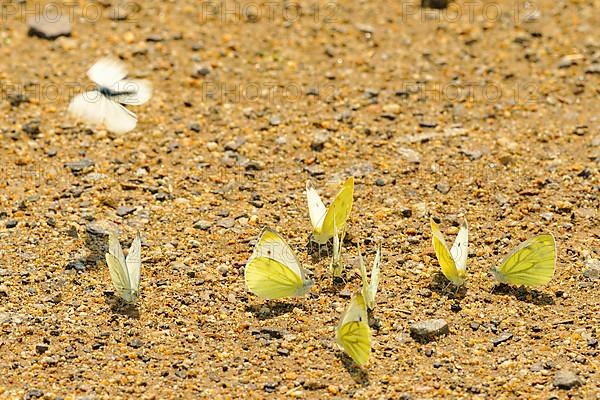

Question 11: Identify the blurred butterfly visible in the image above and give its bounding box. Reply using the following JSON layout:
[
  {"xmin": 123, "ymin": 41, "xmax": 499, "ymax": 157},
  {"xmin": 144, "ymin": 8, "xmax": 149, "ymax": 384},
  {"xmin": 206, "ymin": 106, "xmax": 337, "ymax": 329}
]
[
  {"xmin": 306, "ymin": 176, "xmax": 354, "ymax": 244},
  {"xmin": 68, "ymin": 57, "xmax": 152, "ymax": 133},
  {"xmin": 105, "ymin": 232, "xmax": 141, "ymax": 303},
  {"xmin": 430, "ymin": 217, "xmax": 468, "ymax": 287},
  {"xmin": 493, "ymin": 234, "xmax": 556, "ymax": 286},
  {"xmin": 358, "ymin": 243, "xmax": 381, "ymax": 310},
  {"xmin": 245, "ymin": 227, "xmax": 313, "ymax": 299},
  {"xmin": 336, "ymin": 292, "xmax": 371, "ymax": 366}
]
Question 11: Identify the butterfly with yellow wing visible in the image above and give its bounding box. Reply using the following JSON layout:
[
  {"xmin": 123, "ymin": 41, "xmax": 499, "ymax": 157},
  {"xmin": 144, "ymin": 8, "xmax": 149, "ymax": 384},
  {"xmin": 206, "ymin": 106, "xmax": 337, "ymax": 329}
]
[
  {"xmin": 493, "ymin": 234, "xmax": 556, "ymax": 286},
  {"xmin": 430, "ymin": 217, "xmax": 468, "ymax": 287},
  {"xmin": 245, "ymin": 227, "xmax": 314, "ymax": 299},
  {"xmin": 358, "ymin": 243, "xmax": 381, "ymax": 310},
  {"xmin": 336, "ymin": 292, "xmax": 371, "ymax": 366},
  {"xmin": 105, "ymin": 232, "xmax": 141, "ymax": 304},
  {"xmin": 306, "ymin": 177, "xmax": 354, "ymax": 244}
]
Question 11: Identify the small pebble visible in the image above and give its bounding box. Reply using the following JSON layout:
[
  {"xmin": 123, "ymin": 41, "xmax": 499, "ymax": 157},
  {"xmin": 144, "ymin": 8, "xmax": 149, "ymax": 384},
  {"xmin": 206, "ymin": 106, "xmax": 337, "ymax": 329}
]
[
  {"xmin": 128, "ymin": 339, "xmax": 143, "ymax": 349},
  {"xmin": 35, "ymin": 343, "xmax": 49, "ymax": 354},
  {"xmin": 492, "ymin": 332, "xmax": 513, "ymax": 347},
  {"xmin": 193, "ymin": 220, "xmax": 212, "ymax": 230},
  {"xmin": 435, "ymin": 182, "xmax": 451, "ymax": 194},
  {"xmin": 28, "ymin": 14, "xmax": 71, "ymax": 40},
  {"xmin": 553, "ymin": 370, "xmax": 582, "ymax": 389},
  {"xmin": 410, "ymin": 319, "xmax": 449, "ymax": 342},
  {"xmin": 116, "ymin": 206, "xmax": 136, "ymax": 217}
]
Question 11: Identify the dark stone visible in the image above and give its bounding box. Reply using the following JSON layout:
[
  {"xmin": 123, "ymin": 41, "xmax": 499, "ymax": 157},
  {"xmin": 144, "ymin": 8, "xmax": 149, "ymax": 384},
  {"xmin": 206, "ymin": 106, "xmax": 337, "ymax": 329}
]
[
  {"xmin": 492, "ymin": 332, "xmax": 513, "ymax": 346},
  {"xmin": 28, "ymin": 14, "xmax": 71, "ymax": 40},
  {"xmin": 421, "ymin": 0, "xmax": 451, "ymax": 9}
]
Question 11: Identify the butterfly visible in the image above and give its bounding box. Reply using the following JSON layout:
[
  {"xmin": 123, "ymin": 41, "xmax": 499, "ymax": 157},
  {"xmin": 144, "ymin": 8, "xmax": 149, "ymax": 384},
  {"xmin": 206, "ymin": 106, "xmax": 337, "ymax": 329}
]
[
  {"xmin": 430, "ymin": 217, "xmax": 468, "ymax": 287},
  {"xmin": 330, "ymin": 218, "xmax": 346, "ymax": 279},
  {"xmin": 493, "ymin": 234, "xmax": 556, "ymax": 286},
  {"xmin": 306, "ymin": 176, "xmax": 354, "ymax": 244},
  {"xmin": 245, "ymin": 227, "xmax": 314, "ymax": 299},
  {"xmin": 105, "ymin": 232, "xmax": 141, "ymax": 304},
  {"xmin": 336, "ymin": 292, "xmax": 371, "ymax": 366},
  {"xmin": 358, "ymin": 243, "xmax": 381, "ymax": 310},
  {"xmin": 68, "ymin": 57, "xmax": 152, "ymax": 134}
]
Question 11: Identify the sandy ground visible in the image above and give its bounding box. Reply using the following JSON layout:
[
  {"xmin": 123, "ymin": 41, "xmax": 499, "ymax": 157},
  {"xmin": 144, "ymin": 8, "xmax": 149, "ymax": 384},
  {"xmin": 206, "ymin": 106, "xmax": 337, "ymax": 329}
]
[{"xmin": 0, "ymin": 0, "xmax": 599, "ymax": 398}]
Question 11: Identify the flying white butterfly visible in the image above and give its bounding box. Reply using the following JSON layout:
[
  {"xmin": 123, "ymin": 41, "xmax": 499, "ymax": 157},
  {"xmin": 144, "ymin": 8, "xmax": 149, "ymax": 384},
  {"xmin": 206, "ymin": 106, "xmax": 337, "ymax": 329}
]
[{"xmin": 68, "ymin": 58, "xmax": 152, "ymax": 134}]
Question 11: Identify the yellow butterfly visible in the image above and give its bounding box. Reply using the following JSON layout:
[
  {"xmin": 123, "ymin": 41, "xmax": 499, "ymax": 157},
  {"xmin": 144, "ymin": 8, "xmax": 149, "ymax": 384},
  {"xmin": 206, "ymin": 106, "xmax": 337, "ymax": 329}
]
[
  {"xmin": 493, "ymin": 234, "xmax": 556, "ymax": 286},
  {"xmin": 336, "ymin": 292, "xmax": 371, "ymax": 366},
  {"xmin": 358, "ymin": 244, "xmax": 381, "ymax": 310},
  {"xmin": 245, "ymin": 227, "xmax": 314, "ymax": 299},
  {"xmin": 105, "ymin": 232, "xmax": 141, "ymax": 303},
  {"xmin": 306, "ymin": 177, "xmax": 354, "ymax": 244},
  {"xmin": 430, "ymin": 217, "xmax": 468, "ymax": 287}
]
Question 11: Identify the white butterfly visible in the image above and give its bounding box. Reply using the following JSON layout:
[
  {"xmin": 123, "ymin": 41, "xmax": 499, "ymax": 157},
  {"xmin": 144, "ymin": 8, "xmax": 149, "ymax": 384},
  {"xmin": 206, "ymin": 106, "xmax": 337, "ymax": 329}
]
[
  {"xmin": 68, "ymin": 58, "xmax": 152, "ymax": 133},
  {"xmin": 105, "ymin": 232, "xmax": 142, "ymax": 303},
  {"xmin": 358, "ymin": 243, "xmax": 381, "ymax": 310}
]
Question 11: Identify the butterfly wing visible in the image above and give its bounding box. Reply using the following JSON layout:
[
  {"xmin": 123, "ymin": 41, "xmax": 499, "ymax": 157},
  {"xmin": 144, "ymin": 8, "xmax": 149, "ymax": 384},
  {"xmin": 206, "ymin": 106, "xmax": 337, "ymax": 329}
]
[
  {"xmin": 368, "ymin": 244, "xmax": 381, "ymax": 309},
  {"xmin": 495, "ymin": 234, "xmax": 556, "ymax": 286},
  {"xmin": 306, "ymin": 180, "xmax": 327, "ymax": 231},
  {"xmin": 68, "ymin": 91, "xmax": 108, "ymax": 126},
  {"xmin": 245, "ymin": 228, "xmax": 313, "ymax": 299},
  {"xmin": 315, "ymin": 177, "xmax": 354, "ymax": 244},
  {"xmin": 106, "ymin": 252, "xmax": 138, "ymax": 303},
  {"xmin": 450, "ymin": 219, "xmax": 468, "ymax": 273},
  {"xmin": 103, "ymin": 100, "xmax": 137, "ymax": 134},
  {"xmin": 125, "ymin": 233, "xmax": 142, "ymax": 293},
  {"xmin": 110, "ymin": 79, "xmax": 153, "ymax": 105},
  {"xmin": 430, "ymin": 218, "xmax": 462, "ymax": 286},
  {"xmin": 336, "ymin": 292, "xmax": 371, "ymax": 366},
  {"xmin": 88, "ymin": 57, "xmax": 128, "ymax": 88},
  {"xmin": 108, "ymin": 232, "xmax": 125, "ymax": 265},
  {"xmin": 245, "ymin": 257, "xmax": 308, "ymax": 299},
  {"xmin": 358, "ymin": 246, "xmax": 370, "ymax": 305},
  {"xmin": 252, "ymin": 227, "xmax": 306, "ymax": 279}
]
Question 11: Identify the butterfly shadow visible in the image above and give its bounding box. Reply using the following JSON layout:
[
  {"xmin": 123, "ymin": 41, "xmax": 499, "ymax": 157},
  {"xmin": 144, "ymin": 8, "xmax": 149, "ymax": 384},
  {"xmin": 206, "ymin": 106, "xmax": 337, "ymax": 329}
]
[
  {"xmin": 83, "ymin": 230, "xmax": 108, "ymax": 268},
  {"xmin": 335, "ymin": 352, "xmax": 370, "ymax": 386},
  {"xmin": 104, "ymin": 291, "xmax": 140, "ymax": 319},
  {"xmin": 428, "ymin": 272, "xmax": 468, "ymax": 300},
  {"xmin": 491, "ymin": 284, "xmax": 555, "ymax": 305},
  {"xmin": 245, "ymin": 301, "xmax": 305, "ymax": 320}
]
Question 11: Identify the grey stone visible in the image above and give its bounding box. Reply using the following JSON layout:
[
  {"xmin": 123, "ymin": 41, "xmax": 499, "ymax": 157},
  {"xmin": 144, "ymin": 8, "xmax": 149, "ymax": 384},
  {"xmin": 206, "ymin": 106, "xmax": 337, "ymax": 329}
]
[
  {"xmin": 116, "ymin": 206, "xmax": 136, "ymax": 217},
  {"xmin": 553, "ymin": 370, "xmax": 582, "ymax": 389},
  {"xmin": 492, "ymin": 331, "xmax": 513, "ymax": 346},
  {"xmin": 435, "ymin": 182, "xmax": 451, "ymax": 194},
  {"xmin": 192, "ymin": 64, "xmax": 211, "ymax": 78},
  {"xmin": 64, "ymin": 159, "xmax": 95, "ymax": 174},
  {"xmin": 397, "ymin": 147, "xmax": 421, "ymax": 164},
  {"xmin": 410, "ymin": 319, "xmax": 449, "ymax": 341},
  {"xmin": 216, "ymin": 218, "xmax": 235, "ymax": 229},
  {"xmin": 193, "ymin": 220, "xmax": 212, "ymax": 230},
  {"xmin": 311, "ymin": 131, "xmax": 330, "ymax": 151}
]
